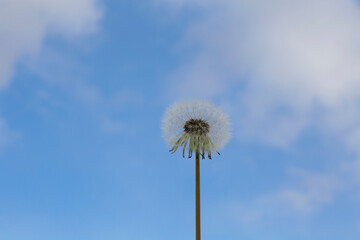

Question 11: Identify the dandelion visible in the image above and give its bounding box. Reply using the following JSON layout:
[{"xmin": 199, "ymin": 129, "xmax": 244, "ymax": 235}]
[
  {"xmin": 162, "ymin": 100, "xmax": 230, "ymax": 159},
  {"xmin": 162, "ymin": 100, "xmax": 230, "ymax": 240}
]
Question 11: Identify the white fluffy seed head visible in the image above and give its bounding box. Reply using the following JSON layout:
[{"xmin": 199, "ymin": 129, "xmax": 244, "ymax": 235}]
[{"xmin": 162, "ymin": 100, "xmax": 231, "ymax": 159}]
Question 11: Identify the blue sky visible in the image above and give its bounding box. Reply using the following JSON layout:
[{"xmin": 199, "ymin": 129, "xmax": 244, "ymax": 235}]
[{"xmin": 1, "ymin": 0, "xmax": 360, "ymax": 239}]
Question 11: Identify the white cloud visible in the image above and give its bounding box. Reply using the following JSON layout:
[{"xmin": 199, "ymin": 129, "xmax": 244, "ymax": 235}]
[
  {"xmin": 159, "ymin": 0, "xmax": 360, "ymax": 214},
  {"xmin": 162, "ymin": 0, "xmax": 360, "ymax": 147},
  {"xmin": 209, "ymin": 168, "xmax": 343, "ymax": 232},
  {"xmin": 275, "ymin": 169, "xmax": 342, "ymax": 213},
  {"xmin": 0, "ymin": 0, "xmax": 102, "ymax": 88}
]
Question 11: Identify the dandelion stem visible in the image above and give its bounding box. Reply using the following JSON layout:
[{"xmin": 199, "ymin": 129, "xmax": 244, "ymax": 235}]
[{"xmin": 195, "ymin": 150, "xmax": 201, "ymax": 240}]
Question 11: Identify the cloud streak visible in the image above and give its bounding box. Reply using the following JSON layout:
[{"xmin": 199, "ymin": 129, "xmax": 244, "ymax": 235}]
[
  {"xmin": 0, "ymin": 0, "xmax": 102, "ymax": 88},
  {"xmin": 162, "ymin": 0, "xmax": 360, "ymax": 147},
  {"xmin": 160, "ymin": 0, "xmax": 360, "ymax": 215}
]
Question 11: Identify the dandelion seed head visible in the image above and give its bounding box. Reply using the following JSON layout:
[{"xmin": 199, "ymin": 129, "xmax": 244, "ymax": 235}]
[
  {"xmin": 184, "ymin": 118, "xmax": 210, "ymax": 136},
  {"xmin": 162, "ymin": 100, "xmax": 230, "ymax": 159}
]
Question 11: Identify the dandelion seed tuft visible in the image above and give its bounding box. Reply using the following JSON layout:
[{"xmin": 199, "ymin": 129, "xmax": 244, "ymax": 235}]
[{"xmin": 162, "ymin": 100, "xmax": 230, "ymax": 159}]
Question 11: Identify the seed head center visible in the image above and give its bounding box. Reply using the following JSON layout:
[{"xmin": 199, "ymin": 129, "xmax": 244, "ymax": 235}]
[{"xmin": 184, "ymin": 118, "xmax": 210, "ymax": 136}]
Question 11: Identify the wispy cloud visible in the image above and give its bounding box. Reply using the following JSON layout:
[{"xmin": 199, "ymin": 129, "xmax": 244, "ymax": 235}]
[
  {"xmin": 274, "ymin": 169, "xmax": 342, "ymax": 213},
  {"xmin": 209, "ymin": 168, "xmax": 343, "ymax": 232},
  {"xmin": 26, "ymin": 47, "xmax": 144, "ymax": 135},
  {"xmin": 0, "ymin": 0, "xmax": 135, "ymax": 138},
  {"xmin": 0, "ymin": 0, "xmax": 102, "ymax": 88},
  {"xmin": 159, "ymin": 0, "xmax": 360, "ymax": 214},
  {"xmin": 161, "ymin": 0, "xmax": 360, "ymax": 147}
]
